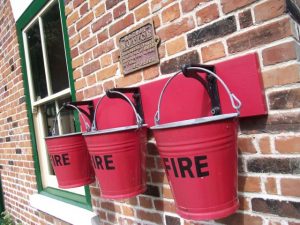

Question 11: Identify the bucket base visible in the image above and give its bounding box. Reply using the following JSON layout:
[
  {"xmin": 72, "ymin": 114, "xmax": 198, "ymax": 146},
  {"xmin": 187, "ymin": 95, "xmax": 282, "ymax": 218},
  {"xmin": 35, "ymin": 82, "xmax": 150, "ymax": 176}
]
[
  {"xmin": 101, "ymin": 186, "xmax": 146, "ymax": 200},
  {"xmin": 176, "ymin": 199, "xmax": 239, "ymax": 220},
  {"xmin": 58, "ymin": 177, "xmax": 95, "ymax": 189}
]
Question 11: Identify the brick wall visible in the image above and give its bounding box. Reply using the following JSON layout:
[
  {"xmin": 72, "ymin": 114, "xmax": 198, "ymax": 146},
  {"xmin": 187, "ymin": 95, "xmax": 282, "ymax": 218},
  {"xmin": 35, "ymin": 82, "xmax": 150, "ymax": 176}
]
[
  {"xmin": 65, "ymin": 0, "xmax": 300, "ymax": 224},
  {"xmin": 0, "ymin": 0, "xmax": 299, "ymax": 225}
]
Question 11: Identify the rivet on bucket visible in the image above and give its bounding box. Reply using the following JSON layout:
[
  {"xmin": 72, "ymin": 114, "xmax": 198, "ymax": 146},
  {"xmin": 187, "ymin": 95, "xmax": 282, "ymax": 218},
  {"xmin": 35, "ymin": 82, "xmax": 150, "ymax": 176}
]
[{"xmin": 151, "ymin": 65, "xmax": 242, "ymax": 220}]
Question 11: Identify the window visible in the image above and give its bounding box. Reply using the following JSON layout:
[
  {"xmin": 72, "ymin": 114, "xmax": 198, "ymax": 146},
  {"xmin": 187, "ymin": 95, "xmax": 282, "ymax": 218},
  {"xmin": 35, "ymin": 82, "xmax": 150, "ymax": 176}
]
[{"xmin": 16, "ymin": 0, "xmax": 91, "ymax": 208}]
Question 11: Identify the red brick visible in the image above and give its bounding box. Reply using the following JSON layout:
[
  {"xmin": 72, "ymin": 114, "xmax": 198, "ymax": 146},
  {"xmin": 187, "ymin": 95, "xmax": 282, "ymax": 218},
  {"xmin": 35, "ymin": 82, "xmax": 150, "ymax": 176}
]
[
  {"xmin": 166, "ymin": 36, "xmax": 186, "ymax": 56},
  {"xmin": 258, "ymin": 136, "xmax": 271, "ymax": 154},
  {"xmin": 151, "ymin": 0, "xmax": 174, "ymax": 12},
  {"xmin": 116, "ymin": 71, "xmax": 142, "ymax": 87},
  {"xmin": 136, "ymin": 210, "xmax": 163, "ymax": 224},
  {"xmin": 152, "ymin": 14, "xmax": 161, "ymax": 28},
  {"xmin": 201, "ymin": 42, "xmax": 225, "ymax": 62},
  {"xmin": 93, "ymin": 39, "xmax": 115, "ymax": 58},
  {"xmin": 228, "ymin": 18, "xmax": 292, "ymax": 54},
  {"xmin": 97, "ymin": 29, "xmax": 109, "ymax": 43},
  {"xmin": 106, "ymin": 0, "xmax": 122, "ymax": 10},
  {"xmin": 239, "ymin": 9, "xmax": 253, "ymax": 29},
  {"xmin": 86, "ymin": 74, "xmax": 96, "ymax": 86},
  {"xmin": 103, "ymin": 80, "xmax": 115, "ymax": 91},
  {"xmin": 80, "ymin": 27, "xmax": 90, "ymax": 41},
  {"xmin": 96, "ymin": 64, "xmax": 118, "ymax": 80},
  {"xmin": 218, "ymin": 213, "xmax": 263, "ymax": 225},
  {"xmin": 239, "ymin": 196, "xmax": 250, "ymax": 210},
  {"xmin": 113, "ymin": 3, "xmax": 126, "ymax": 19},
  {"xmin": 76, "ymin": 11, "xmax": 94, "ymax": 31},
  {"xmin": 221, "ymin": 0, "xmax": 256, "ymax": 14},
  {"xmin": 162, "ymin": 187, "xmax": 173, "ymax": 199},
  {"xmin": 109, "ymin": 14, "xmax": 134, "ymax": 36},
  {"xmin": 262, "ymin": 64, "xmax": 300, "ymax": 88},
  {"xmin": 73, "ymin": 0, "xmax": 85, "ymax": 8},
  {"xmin": 238, "ymin": 137, "xmax": 257, "ymax": 154},
  {"xmin": 83, "ymin": 84, "xmax": 103, "ymax": 98},
  {"xmin": 95, "ymin": 3, "xmax": 105, "ymax": 17},
  {"xmin": 80, "ymin": 3, "xmax": 89, "ymax": 16},
  {"xmin": 158, "ymin": 16, "xmax": 195, "ymax": 42},
  {"xmin": 90, "ymin": 0, "xmax": 100, "ymax": 8},
  {"xmin": 143, "ymin": 65, "xmax": 159, "ymax": 80},
  {"xmin": 265, "ymin": 177, "xmax": 277, "ymax": 195},
  {"xmin": 71, "ymin": 47, "xmax": 79, "ymax": 58},
  {"xmin": 79, "ymin": 36, "xmax": 97, "ymax": 53},
  {"xmin": 196, "ymin": 3, "xmax": 219, "ymax": 26},
  {"xmin": 151, "ymin": 171, "xmax": 168, "ymax": 184},
  {"xmin": 121, "ymin": 205, "xmax": 135, "ymax": 216},
  {"xmin": 162, "ymin": 3, "xmax": 180, "ymax": 24},
  {"xmin": 181, "ymin": 0, "xmax": 207, "ymax": 13},
  {"xmin": 82, "ymin": 60, "xmax": 100, "ymax": 76},
  {"xmin": 67, "ymin": 11, "xmax": 79, "ymax": 27},
  {"xmin": 254, "ymin": 0, "xmax": 286, "ymax": 24},
  {"xmin": 154, "ymin": 200, "xmax": 176, "ymax": 213},
  {"xmin": 128, "ymin": 0, "xmax": 146, "ymax": 10},
  {"xmin": 139, "ymin": 196, "xmax": 153, "ymax": 209},
  {"xmin": 101, "ymin": 201, "xmax": 121, "ymax": 213},
  {"xmin": 112, "ymin": 49, "xmax": 120, "ymax": 63},
  {"xmin": 281, "ymin": 178, "xmax": 300, "ymax": 197},
  {"xmin": 238, "ymin": 176, "xmax": 261, "ymax": 193},
  {"xmin": 275, "ymin": 136, "xmax": 300, "ymax": 153},
  {"xmin": 92, "ymin": 13, "xmax": 112, "ymax": 33},
  {"xmin": 75, "ymin": 78, "xmax": 86, "ymax": 90},
  {"xmin": 100, "ymin": 54, "xmax": 112, "ymax": 68},
  {"xmin": 262, "ymin": 41, "xmax": 297, "ymax": 66},
  {"xmin": 72, "ymin": 56, "xmax": 84, "ymax": 69},
  {"xmin": 134, "ymin": 3, "xmax": 150, "ymax": 22}
]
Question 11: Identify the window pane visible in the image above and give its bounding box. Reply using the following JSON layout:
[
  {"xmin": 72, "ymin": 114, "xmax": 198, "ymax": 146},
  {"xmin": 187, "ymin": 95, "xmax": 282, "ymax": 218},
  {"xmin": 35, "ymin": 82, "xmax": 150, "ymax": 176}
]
[
  {"xmin": 58, "ymin": 98, "xmax": 76, "ymax": 134},
  {"xmin": 44, "ymin": 102, "xmax": 57, "ymax": 137},
  {"xmin": 27, "ymin": 22, "xmax": 48, "ymax": 100},
  {"xmin": 43, "ymin": 2, "xmax": 69, "ymax": 94}
]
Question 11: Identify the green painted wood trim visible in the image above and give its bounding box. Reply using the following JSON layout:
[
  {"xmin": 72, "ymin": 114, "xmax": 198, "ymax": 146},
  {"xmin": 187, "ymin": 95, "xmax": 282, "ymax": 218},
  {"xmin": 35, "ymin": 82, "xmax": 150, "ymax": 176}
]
[{"xmin": 16, "ymin": 0, "xmax": 92, "ymax": 210}]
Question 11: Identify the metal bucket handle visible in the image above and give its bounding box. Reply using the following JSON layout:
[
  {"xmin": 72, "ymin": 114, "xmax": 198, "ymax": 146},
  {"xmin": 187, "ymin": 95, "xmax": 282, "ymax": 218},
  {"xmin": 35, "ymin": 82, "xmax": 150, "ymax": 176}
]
[
  {"xmin": 91, "ymin": 91, "xmax": 143, "ymax": 131},
  {"xmin": 154, "ymin": 66, "xmax": 242, "ymax": 125},
  {"xmin": 52, "ymin": 103, "xmax": 91, "ymax": 135}
]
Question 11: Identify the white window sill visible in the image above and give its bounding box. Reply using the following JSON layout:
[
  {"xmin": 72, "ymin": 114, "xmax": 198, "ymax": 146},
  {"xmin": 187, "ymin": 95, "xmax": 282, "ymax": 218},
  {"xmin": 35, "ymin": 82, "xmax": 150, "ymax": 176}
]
[{"xmin": 30, "ymin": 194, "xmax": 100, "ymax": 225}]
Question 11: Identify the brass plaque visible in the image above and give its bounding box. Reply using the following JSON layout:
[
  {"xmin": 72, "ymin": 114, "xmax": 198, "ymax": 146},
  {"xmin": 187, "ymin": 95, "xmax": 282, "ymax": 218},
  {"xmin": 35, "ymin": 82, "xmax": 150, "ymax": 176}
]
[{"xmin": 118, "ymin": 21, "xmax": 160, "ymax": 75}]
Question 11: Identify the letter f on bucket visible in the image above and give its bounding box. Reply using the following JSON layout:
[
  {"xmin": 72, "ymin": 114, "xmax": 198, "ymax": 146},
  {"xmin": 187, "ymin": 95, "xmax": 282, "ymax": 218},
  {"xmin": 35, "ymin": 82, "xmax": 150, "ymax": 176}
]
[{"xmin": 151, "ymin": 64, "xmax": 242, "ymax": 220}]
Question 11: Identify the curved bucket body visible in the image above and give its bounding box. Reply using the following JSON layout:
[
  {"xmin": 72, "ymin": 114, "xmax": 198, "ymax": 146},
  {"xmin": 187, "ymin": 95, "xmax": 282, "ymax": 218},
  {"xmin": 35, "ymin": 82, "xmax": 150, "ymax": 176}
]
[
  {"xmin": 45, "ymin": 133, "xmax": 95, "ymax": 188},
  {"xmin": 152, "ymin": 114, "xmax": 239, "ymax": 220},
  {"xmin": 83, "ymin": 126, "xmax": 147, "ymax": 199}
]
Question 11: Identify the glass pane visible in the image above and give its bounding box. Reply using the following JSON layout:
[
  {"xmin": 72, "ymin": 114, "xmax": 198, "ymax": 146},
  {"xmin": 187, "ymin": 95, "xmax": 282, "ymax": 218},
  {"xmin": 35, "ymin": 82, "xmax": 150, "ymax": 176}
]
[
  {"xmin": 27, "ymin": 22, "xmax": 48, "ymax": 100},
  {"xmin": 58, "ymin": 98, "xmax": 76, "ymax": 134},
  {"xmin": 43, "ymin": 2, "xmax": 69, "ymax": 94},
  {"xmin": 43, "ymin": 102, "xmax": 57, "ymax": 137}
]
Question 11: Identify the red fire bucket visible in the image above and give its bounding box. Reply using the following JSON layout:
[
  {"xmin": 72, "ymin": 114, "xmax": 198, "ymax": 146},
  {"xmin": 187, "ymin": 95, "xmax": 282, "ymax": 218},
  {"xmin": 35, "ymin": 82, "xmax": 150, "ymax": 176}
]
[
  {"xmin": 151, "ymin": 66, "xmax": 242, "ymax": 220},
  {"xmin": 45, "ymin": 104, "xmax": 95, "ymax": 188},
  {"xmin": 83, "ymin": 91, "xmax": 147, "ymax": 199}
]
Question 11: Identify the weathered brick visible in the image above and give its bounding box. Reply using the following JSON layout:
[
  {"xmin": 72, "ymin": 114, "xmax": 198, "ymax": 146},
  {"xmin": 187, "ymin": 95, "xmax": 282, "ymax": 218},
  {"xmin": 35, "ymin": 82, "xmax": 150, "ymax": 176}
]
[
  {"xmin": 239, "ymin": 9, "xmax": 253, "ymax": 29},
  {"xmin": 238, "ymin": 176, "xmax": 261, "ymax": 192},
  {"xmin": 75, "ymin": 78, "xmax": 87, "ymax": 90},
  {"xmin": 143, "ymin": 65, "xmax": 159, "ymax": 80},
  {"xmin": 121, "ymin": 205, "xmax": 135, "ymax": 216},
  {"xmin": 79, "ymin": 36, "xmax": 97, "ymax": 53},
  {"xmin": 93, "ymin": 39, "xmax": 115, "ymax": 58},
  {"xmin": 112, "ymin": 49, "xmax": 120, "ymax": 63},
  {"xmin": 96, "ymin": 64, "xmax": 118, "ymax": 80},
  {"xmin": 165, "ymin": 215, "xmax": 180, "ymax": 225},
  {"xmin": 95, "ymin": 3, "xmax": 105, "ymax": 17},
  {"xmin": 73, "ymin": 0, "xmax": 85, "ymax": 8},
  {"xmin": 196, "ymin": 3, "xmax": 219, "ymax": 26},
  {"xmin": 72, "ymin": 56, "xmax": 84, "ymax": 69},
  {"xmin": 166, "ymin": 36, "xmax": 186, "ymax": 56},
  {"xmin": 238, "ymin": 136, "xmax": 257, "ymax": 153},
  {"xmin": 201, "ymin": 42, "xmax": 225, "ymax": 62},
  {"xmin": 103, "ymin": 80, "xmax": 115, "ymax": 91},
  {"xmin": 97, "ymin": 29, "xmax": 109, "ymax": 43},
  {"xmin": 262, "ymin": 64, "xmax": 300, "ymax": 88},
  {"xmin": 106, "ymin": 0, "xmax": 122, "ymax": 10},
  {"xmin": 252, "ymin": 198, "xmax": 300, "ymax": 219},
  {"xmin": 254, "ymin": 0, "xmax": 286, "ymax": 24},
  {"xmin": 101, "ymin": 201, "xmax": 121, "ymax": 213},
  {"xmin": 239, "ymin": 196, "xmax": 250, "ymax": 210},
  {"xmin": 151, "ymin": 0, "xmax": 174, "ymax": 12},
  {"xmin": 161, "ymin": 50, "xmax": 199, "ymax": 75},
  {"xmin": 188, "ymin": 16, "xmax": 236, "ymax": 47},
  {"xmin": 217, "ymin": 213, "xmax": 263, "ymax": 225},
  {"xmin": 281, "ymin": 178, "xmax": 300, "ymax": 197},
  {"xmin": 181, "ymin": 0, "xmax": 207, "ymax": 13},
  {"xmin": 158, "ymin": 16, "xmax": 195, "ymax": 42},
  {"xmin": 86, "ymin": 74, "xmax": 96, "ymax": 86},
  {"xmin": 66, "ymin": 11, "xmax": 79, "ymax": 27},
  {"xmin": 247, "ymin": 157, "xmax": 300, "ymax": 174},
  {"xmin": 82, "ymin": 60, "xmax": 100, "ymax": 76},
  {"xmin": 129, "ymin": 0, "xmax": 146, "ymax": 10},
  {"xmin": 76, "ymin": 11, "xmax": 94, "ymax": 31},
  {"xmin": 154, "ymin": 200, "xmax": 176, "ymax": 213},
  {"xmin": 134, "ymin": 3, "xmax": 150, "ymax": 22},
  {"xmin": 221, "ymin": 0, "xmax": 256, "ymax": 14},
  {"xmin": 275, "ymin": 136, "xmax": 300, "ymax": 153},
  {"xmin": 227, "ymin": 18, "xmax": 292, "ymax": 54},
  {"xmin": 91, "ymin": 13, "xmax": 112, "ymax": 33},
  {"xmin": 162, "ymin": 3, "xmax": 180, "ymax": 24},
  {"xmin": 116, "ymin": 71, "xmax": 142, "ymax": 87},
  {"xmin": 265, "ymin": 177, "xmax": 277, "ymax": 195},
  {"xmin": 258, "ymin": 136, "xmax": 271, "ymax": 154},
  {"xmin": 139, "ymin": 196, "xmax": 153, "ymax": 209},
  {"xmin": 100, "ymin": 54, "xmax": 112, "ymax": 68},
  {"xmin": 136, "ymin": 210, "xmax": 163, "ymax": 224},
  {"xmin": 262, "ymin": 41, "xmax": 298, "ymax": 66},
  {"xmin": 80, "ymin": 3, "xmax": 89, "ymax": 16},
  {"xmin": 109, "ymin": 14, "xmax": 134, "ymax": 36},
  {"xmin": 69, "ymin": 34, "xmax": 80, "ymax": 48},
  {"xmin": 113, "ymin": 3, "xmax": 126, "ymax": 19},
  {"xmin": 80, "ymin": 27, "xmax": 90, "ymax": 41},
  {"xmin": 269, "ymin": 88, "xmax": 300, "ymax": 110},
  {"xmin": 84, "ymin": 85, "xmax": 103, "ymax": 98}
]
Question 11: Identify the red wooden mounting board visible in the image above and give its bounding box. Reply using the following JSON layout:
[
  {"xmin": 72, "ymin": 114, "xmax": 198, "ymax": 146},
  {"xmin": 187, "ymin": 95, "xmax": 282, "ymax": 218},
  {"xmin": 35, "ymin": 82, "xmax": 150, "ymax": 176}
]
[{"xmin": 80, "ymin": 53, "xmax": 267, "ymax": 130}]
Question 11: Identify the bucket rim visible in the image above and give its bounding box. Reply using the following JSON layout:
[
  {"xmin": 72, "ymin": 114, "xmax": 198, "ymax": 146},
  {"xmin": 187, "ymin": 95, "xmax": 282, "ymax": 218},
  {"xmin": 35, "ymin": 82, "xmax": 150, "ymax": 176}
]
[
  {"xmin": 45, "ymin": 132, "xmax": 82, "ymax": 139},
  {"xmin": 150, "ymin": 113, "xmax": 238, "ymax": 130},
  {"xmin": 83, "ymin": 124, "xmax": 147, "ymax": 136}
]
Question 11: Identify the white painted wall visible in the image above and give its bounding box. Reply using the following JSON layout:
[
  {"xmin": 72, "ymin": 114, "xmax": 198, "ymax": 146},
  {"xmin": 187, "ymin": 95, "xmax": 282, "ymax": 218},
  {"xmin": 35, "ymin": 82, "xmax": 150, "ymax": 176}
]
[{"xmin": 10, "ymin": 0, "xmax": 33, "ymax": 21}]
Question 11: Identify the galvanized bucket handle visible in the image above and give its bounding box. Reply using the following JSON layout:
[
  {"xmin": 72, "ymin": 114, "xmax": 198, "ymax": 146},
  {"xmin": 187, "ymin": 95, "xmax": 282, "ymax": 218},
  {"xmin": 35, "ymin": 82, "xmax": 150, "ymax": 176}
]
[
  {"xmin": 154, "ymin": 67, "xmax": 242, "ymax": 125},
  {"xmin": 52, "ymin": 103, "xmax": 91, "ymax": 136},
  {"xmin": 91, "ymin": 91, "xmax": 143, "ymax": 131}
]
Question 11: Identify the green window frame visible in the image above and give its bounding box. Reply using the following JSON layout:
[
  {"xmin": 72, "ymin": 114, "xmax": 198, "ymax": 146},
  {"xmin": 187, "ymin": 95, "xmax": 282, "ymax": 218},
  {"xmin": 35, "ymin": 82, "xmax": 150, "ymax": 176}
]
[{"xmin": 16, "ymin": 0, "xmax": 92, "ymax": 210}]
